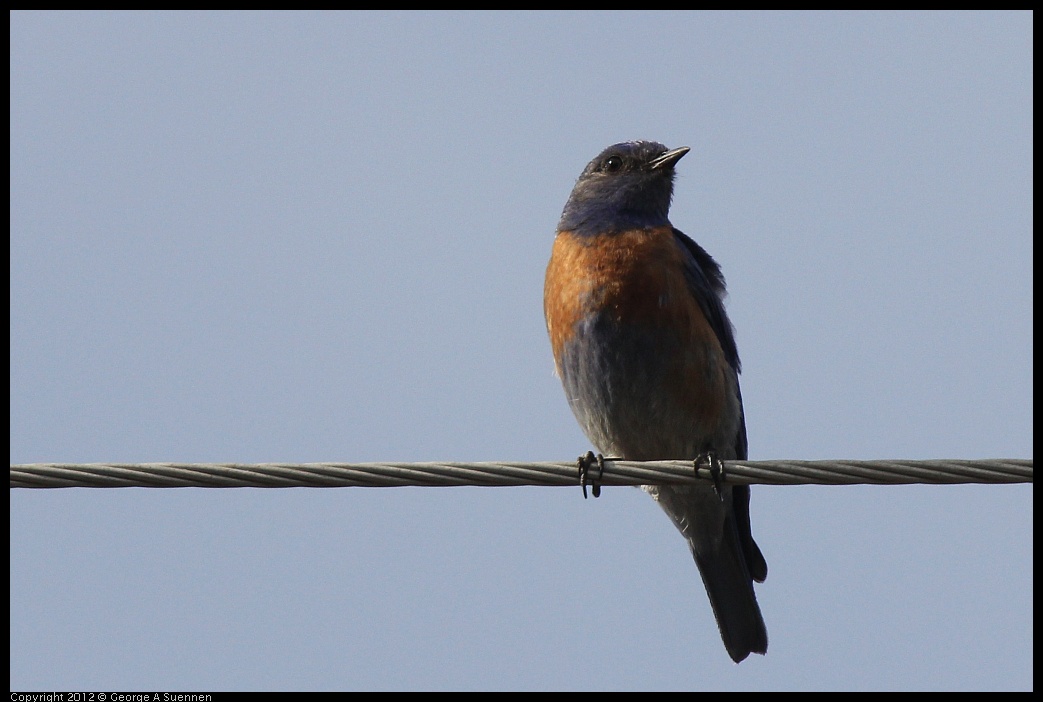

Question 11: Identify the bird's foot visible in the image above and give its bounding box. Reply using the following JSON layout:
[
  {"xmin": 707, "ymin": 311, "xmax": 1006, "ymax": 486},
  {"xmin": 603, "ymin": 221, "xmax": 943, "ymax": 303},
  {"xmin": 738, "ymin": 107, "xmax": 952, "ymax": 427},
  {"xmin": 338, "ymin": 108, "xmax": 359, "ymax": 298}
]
[
  {"xmin": 577, "ymin": 451, "xmax": 604, "ymax": 499},
  {"xmin": 695, "ymin": 451, "xmax": 725, "ymax": 501}
]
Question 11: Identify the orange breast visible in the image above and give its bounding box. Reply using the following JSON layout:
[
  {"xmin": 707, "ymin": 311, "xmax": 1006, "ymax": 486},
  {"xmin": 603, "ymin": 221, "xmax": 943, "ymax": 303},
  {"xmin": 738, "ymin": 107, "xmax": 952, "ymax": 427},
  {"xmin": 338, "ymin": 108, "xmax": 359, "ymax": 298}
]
[
  {"xmin": 543, "ymin": 227, "xmax": 736, "ymax": 456},
  {"xmin": 544, "ymin": 227, "xmax": 697, "ymax": 361}
]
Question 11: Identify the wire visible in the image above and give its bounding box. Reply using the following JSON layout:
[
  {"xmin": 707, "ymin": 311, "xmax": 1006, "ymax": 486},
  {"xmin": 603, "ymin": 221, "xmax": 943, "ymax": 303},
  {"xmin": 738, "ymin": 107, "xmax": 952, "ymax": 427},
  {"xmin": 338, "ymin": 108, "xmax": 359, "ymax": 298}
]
[{"xmin": 9, "ymin": 458, "xmax": 1032, "ymax": 489}]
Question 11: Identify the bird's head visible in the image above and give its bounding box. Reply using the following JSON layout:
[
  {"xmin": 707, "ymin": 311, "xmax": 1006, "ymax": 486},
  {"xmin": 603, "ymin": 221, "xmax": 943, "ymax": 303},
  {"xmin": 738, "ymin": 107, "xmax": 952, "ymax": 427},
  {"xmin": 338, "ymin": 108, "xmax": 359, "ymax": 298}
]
[{"xmin": 558, "ymin": 140, "xmax": 690, "ymax": 236}]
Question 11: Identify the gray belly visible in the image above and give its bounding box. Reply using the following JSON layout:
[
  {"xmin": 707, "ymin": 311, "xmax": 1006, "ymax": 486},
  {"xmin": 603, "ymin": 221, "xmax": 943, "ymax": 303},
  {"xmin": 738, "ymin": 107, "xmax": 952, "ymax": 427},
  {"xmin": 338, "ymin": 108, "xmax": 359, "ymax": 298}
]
[{"xmin": 558, "ymin": 312, "xmax": 740, "ymax": 461}]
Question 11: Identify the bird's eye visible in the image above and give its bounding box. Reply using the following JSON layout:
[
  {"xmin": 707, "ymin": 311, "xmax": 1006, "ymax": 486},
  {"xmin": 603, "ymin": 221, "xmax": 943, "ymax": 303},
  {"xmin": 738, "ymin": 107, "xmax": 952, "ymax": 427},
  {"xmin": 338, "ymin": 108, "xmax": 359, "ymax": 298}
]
[{"xmin": 603, "ymin": 155, "xmax": 623, "ymax": 172}]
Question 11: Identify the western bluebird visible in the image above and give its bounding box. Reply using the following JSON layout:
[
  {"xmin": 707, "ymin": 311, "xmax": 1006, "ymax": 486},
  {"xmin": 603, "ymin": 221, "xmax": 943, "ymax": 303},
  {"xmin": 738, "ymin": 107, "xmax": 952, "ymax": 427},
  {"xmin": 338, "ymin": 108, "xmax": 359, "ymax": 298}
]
[{"xmin": 544, "ymin": 141, "xmax": 767, "ymax": 663}]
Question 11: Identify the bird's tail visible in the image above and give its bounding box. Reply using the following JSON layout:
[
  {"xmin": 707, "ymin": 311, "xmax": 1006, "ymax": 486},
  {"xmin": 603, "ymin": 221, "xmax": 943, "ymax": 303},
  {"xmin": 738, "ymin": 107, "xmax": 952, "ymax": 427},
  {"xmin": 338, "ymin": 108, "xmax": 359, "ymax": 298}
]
[{"xmin": 689, "ymin": 510, "xmax": 768, "ymax": 663}]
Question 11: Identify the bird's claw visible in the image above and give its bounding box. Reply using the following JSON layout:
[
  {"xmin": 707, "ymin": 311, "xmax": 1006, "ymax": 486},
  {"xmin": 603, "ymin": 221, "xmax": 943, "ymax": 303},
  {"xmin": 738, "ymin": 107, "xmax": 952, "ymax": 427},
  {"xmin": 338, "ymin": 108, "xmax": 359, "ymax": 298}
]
[
  {"xmin": 578, "ymin": 451, "xmax": 604, "ymax": 499},
  {"xmin": 696, "ymin": 452, "xmax": 725, "ymax": 501}
]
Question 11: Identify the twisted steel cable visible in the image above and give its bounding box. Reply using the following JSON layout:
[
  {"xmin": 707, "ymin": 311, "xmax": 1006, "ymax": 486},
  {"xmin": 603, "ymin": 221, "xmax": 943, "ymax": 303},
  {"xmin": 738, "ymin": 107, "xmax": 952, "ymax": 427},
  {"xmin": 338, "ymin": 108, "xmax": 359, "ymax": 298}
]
[{"xmin": 9, "ymin": 458, "xmax": 1032, "ymax": 489}]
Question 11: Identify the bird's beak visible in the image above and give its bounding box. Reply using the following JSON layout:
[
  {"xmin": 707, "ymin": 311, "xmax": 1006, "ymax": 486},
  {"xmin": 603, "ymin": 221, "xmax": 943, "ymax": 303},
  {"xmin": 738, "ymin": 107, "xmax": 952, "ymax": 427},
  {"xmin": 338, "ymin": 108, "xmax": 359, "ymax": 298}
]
[{"xmin": 649, "ymin": 146, "xmax": 691, "ymax": 170}]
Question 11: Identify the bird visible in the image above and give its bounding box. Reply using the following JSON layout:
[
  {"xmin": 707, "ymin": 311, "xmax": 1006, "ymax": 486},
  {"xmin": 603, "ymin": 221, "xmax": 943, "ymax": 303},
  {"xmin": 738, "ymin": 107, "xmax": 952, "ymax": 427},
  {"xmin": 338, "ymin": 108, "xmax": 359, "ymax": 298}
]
[{"xmin": 543, "ymin": 140, "xmax": 767, "ymax": 663}]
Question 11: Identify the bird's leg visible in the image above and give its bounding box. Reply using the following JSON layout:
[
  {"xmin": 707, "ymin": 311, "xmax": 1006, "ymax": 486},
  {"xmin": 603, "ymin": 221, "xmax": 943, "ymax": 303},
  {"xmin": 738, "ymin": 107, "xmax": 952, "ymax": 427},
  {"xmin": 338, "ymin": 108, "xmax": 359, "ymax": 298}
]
[
  {"xmin": 577, "ymin": 450, "xmax": 604, "ymax": 499},
  {"xmin": 695, "ymin": 451, "xmax": 725, "ymax": 501}
]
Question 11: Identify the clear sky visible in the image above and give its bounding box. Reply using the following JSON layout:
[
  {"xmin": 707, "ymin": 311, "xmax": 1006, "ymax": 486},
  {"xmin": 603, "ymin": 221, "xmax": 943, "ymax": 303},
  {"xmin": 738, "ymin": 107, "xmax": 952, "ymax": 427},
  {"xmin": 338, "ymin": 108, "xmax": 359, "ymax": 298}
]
[{"xmin": 10, "ymin": 11, "xmax": 1032, "ymax": 691}]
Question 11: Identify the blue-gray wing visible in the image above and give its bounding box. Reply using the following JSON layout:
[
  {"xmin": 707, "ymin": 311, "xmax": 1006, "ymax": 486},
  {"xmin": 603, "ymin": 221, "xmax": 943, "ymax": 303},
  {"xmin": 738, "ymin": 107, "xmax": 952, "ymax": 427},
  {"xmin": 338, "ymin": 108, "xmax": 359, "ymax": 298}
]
[{"xmin": 673, "ymin": 228, "xmax": 764, "ymax": 581}]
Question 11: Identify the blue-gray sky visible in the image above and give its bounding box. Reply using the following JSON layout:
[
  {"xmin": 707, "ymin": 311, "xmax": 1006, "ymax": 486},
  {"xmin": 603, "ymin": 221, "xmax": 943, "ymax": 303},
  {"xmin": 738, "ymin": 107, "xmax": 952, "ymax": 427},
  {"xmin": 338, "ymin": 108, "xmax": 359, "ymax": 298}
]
[{"xmin": 10, "ymin": 11, "xmax": 1032, "ymax": 691}]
